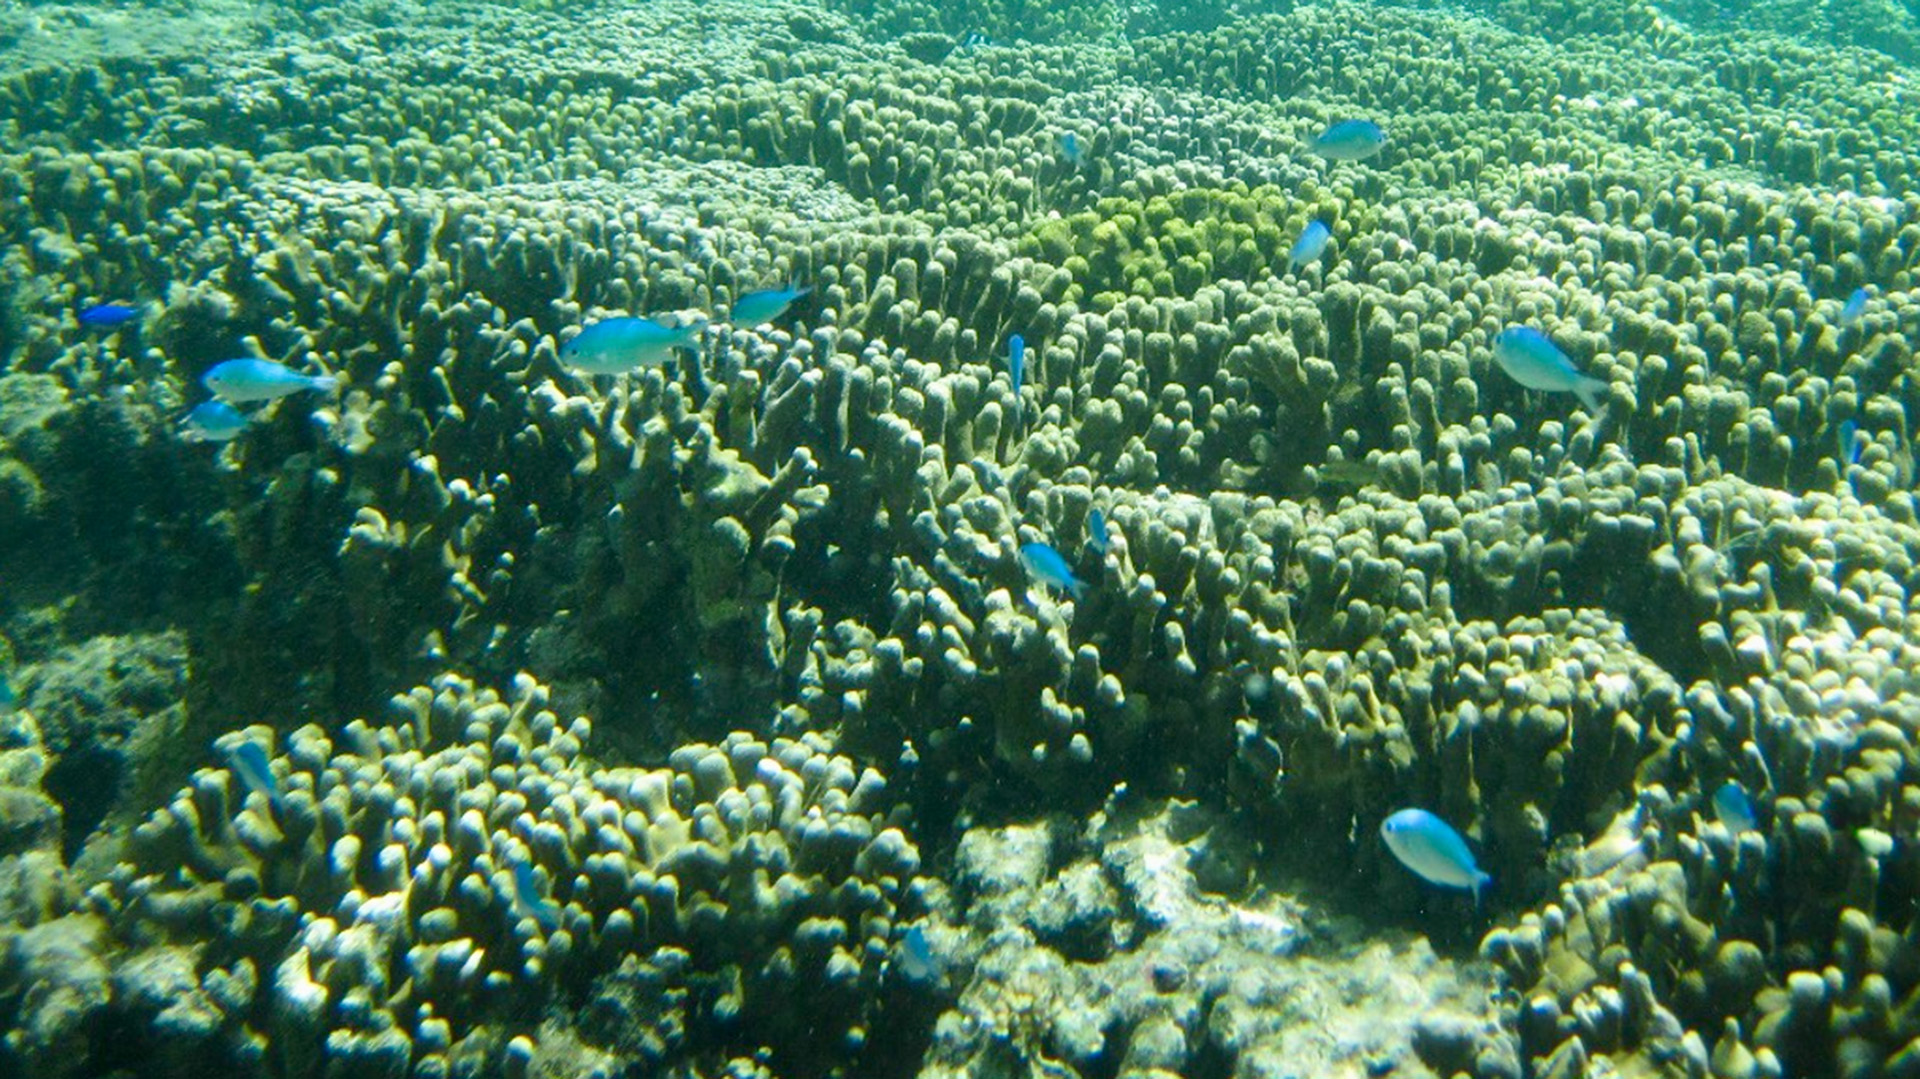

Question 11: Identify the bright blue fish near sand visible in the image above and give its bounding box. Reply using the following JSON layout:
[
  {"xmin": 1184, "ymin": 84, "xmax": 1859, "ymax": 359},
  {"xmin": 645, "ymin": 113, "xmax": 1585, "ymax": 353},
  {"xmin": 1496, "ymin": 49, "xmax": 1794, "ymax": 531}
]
[
  {"xmin": 1057, "ymin": 131, "xmax": 1088, "ymax": 168},
  {"xmin": 1840, "ymin": 286, "xmax": 1870, "ymax": 327},
  {"xmin": 1713, "ymin": 781, "xmax": 1757, "ymax": 833},
  {"xmin": 1020, "ymin": 541, "xmax": 1087, "ymax": 600},
  {"xmin": 1087, "ymin": 508, "xmax": 1110, "ymax": 555},
  {"xmin": 561, "ymin": 316, "xmax": 704, "ymax": 374},
  {"xmin": 729, "ymin": 284, "xmax": 808, "ymax": 326},
  {"xmin": 1381, "ymin": 808, "xmax": 1490, "ymax": 901},
  {"xmin": 203, "ymin": 359, "xmax": 340, "ymax": 403},
  {"xmin": 78, "ymin": 302, "xmax": 144, "ymax": 329},
  {"xmin": 1492, "ymin": 327, "xmax": 1607, "ymax": 412},
  {"xmin": 511, "ymin": 861, "xmax": 560, "ymax": 930},
  {"xmin": 226, "ymin": 740, "xmax": 279, "ymax": 804},
  {"xmin": 1309, "ymin": 120, "xmax": 1387, "ymax": 161},
  {"xmin": 181, "ymin": 401, "xmax": 249, "ymax": 443},
  {"xmin": 1289, "ymin": 221, "xmax": 1332, "ymax": 272}
]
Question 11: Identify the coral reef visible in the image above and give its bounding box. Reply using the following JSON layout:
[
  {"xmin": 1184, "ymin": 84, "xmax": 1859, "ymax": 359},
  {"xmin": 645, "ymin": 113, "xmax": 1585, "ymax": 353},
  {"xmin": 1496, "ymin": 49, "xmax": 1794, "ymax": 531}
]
[
  {"xmin": 0, "ymin": 0, "xmax": 1916, "ymax": 1075},
  {"xmin": 9, "ymin": 631, "xmax": 189, "ymax": 852},
  {"xmin": 2, "ymin": 672, "xmax": 919, "ymax": 1078},
  {"xmin": 915, "ymin": 797, "xmax": 1510, "ymax": 1079}
]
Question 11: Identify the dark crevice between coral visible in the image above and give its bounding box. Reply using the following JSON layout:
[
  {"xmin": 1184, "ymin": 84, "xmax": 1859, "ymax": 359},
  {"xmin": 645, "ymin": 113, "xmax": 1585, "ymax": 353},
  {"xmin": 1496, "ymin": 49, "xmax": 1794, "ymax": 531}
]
[
  {"xmin": 1076, "ymin": 1020, "xmax": 1126, "ymax": 1079},
  {"xmin": 859, "ymin": 990, "xmax": 945, "ymax": 1079},
  {"xmin": 1184, "ymin": 996, "xmax": 1236, "ymax": 1079},
  {"xmin": 1566, "ymin": 527, "xmax": 1710, "ymax": 687},
  {"xmin": 62, "ymin": 1004, "xmax": 164, "ymax": 1079},
  {"xmin": 43, "ymin": 744, "xmax": 119, "ymax": 861}
]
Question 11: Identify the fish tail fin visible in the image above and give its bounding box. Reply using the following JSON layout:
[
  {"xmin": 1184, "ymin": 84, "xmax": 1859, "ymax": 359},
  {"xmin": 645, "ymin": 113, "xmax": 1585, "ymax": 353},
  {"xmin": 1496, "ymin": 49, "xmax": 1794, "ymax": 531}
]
[
  {"xmin": 1574, "ymin": 377, "xmax": 1606, "ymax": 414},
  {"xmin": 311, "ymin": 375, "xmax": 341, "ymax": 393},
  {"xmin": 1474, "ymin": 871, "xmax": 1491, "ymax": 908}
]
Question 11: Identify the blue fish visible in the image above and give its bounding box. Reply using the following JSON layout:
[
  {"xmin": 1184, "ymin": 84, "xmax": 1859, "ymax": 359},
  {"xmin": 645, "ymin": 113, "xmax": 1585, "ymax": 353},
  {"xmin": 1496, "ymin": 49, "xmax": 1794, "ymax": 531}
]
[
  {"xmin": 1840, "ymin": 286, "xmax": 1870, "ymax": 327},
  {"xmin": 1713, "ymin": 781, "xmax": 1757, "ymax": 833},
  {"xmin": 226, "ymin": 740, "xmax": 280, "ymax": 804},
  {"xmin": 1007, "ymin": 334, "xmax": 1027, "ymax": 427},
  {"xmin": 1309, "ymin": 120, "xmax": 1387, "ymax": 162},
  {"xmin": 1289, "ymin": 221, "xmax": 1332, "ymax": 272},
  {"xmin": 1838, "ymin": 420, "xmax": 1863, "ymax": 466},
  {"xmin": 203, "ymin": 359, "xmax": 340, "ymax": 403},
  {"xmin": 181, "ymin": 400, "xmax": 249, "ymax": 443},
  {"xmin": 1019, "ymin": 541, "xmax": 1086, "ymax": 600},
  {"xmin": 78, "ymin": 302, "xmax": 144, "ymax": 328},
  {"xmin": 511, "ymin": 861, "xmax": 560, "ymax": 931},
  {"xmin": 1087, "ymin": 508, "xmax": 1110, "ymax": 555},
  {"xmin": 1057, "ymin": 131, "xmax": 1088, "ymax": 168},
  {"xmin": 1381, "ymin": 808, "xmax": 1490, "ymax": 900},
  {"xmin": 561, "ymin": 316, "xmax": 704, "ymax": 374},
  {"xmin": 895, "ymin": 924, "xmax": 938, "ymax": 984},
  {"xmin": 728, "ymin": 284, "xmax": 808, "ymax": 326},
  {"xmin": 1491, "ymin": 327, "xmax": 1607, "ymax": 412}
]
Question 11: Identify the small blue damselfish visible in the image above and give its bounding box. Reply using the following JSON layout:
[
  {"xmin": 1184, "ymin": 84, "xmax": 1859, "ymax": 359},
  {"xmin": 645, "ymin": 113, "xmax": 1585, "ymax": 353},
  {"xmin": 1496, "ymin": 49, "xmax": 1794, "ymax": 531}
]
[
  {"xmin": 1058, "ymin": 131, "xmax": 1088, "ymax": 167},
  {"xmin": 203, "ymin": 359, "xmax": 339, "ymax": 403},
  {"xmin": 182, "ymin": 400, "xmax": 249, "ymax": 443},
  {"xmin": 1087, "ymin": 508, "xmax": 1110, "ymax": 555},
  {"xmin": 1381, "ymin": 808, "xmax": 1490, "ymax": 901},
  {"xmin": 1713, "ymin": 780, "xmax": 1757, "ymax": 833},
  {"xmin": 1020, "ymin": 541, "xmax": 1086, "ymax": 600},
  {"xmin": 1491, "ymin": 327, "xmax": 1607, "ymax": 413},
  {"xmin": 78, "ymin": 302, "xmax": 144, "ymax": 328},
  {"xmin": 1309, "ymin": 119, "xmax": 1387, "ymax": 161},
  {"xmin": 1289, "ymin": 221, "xmax": 1332, "ymax": 272},
  {"xmin": 729, "ymin": 284, "xmax": 808, "ymax": 326},
  {"xmin": 562, "ymin": 316, "xmax": 705, "ymax": 374},
  {"xmin": 511, "ymin": 860, "xmax": 560, "ymax": 930},
  {"xmin": 226, "ymin": 740, "xmax": 280, "ymax": 804},
  {"xmin": 1840, "ymin": 286, "xmax": 1870, "ymax": 327}
]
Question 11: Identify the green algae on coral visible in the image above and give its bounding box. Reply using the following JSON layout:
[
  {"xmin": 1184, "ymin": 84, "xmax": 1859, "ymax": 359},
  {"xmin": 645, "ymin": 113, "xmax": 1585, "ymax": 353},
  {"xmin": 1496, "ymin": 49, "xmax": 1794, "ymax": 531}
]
[{"xmin": 1020, "ymin": 183, "xmax": 1353, "ymax": 305}]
